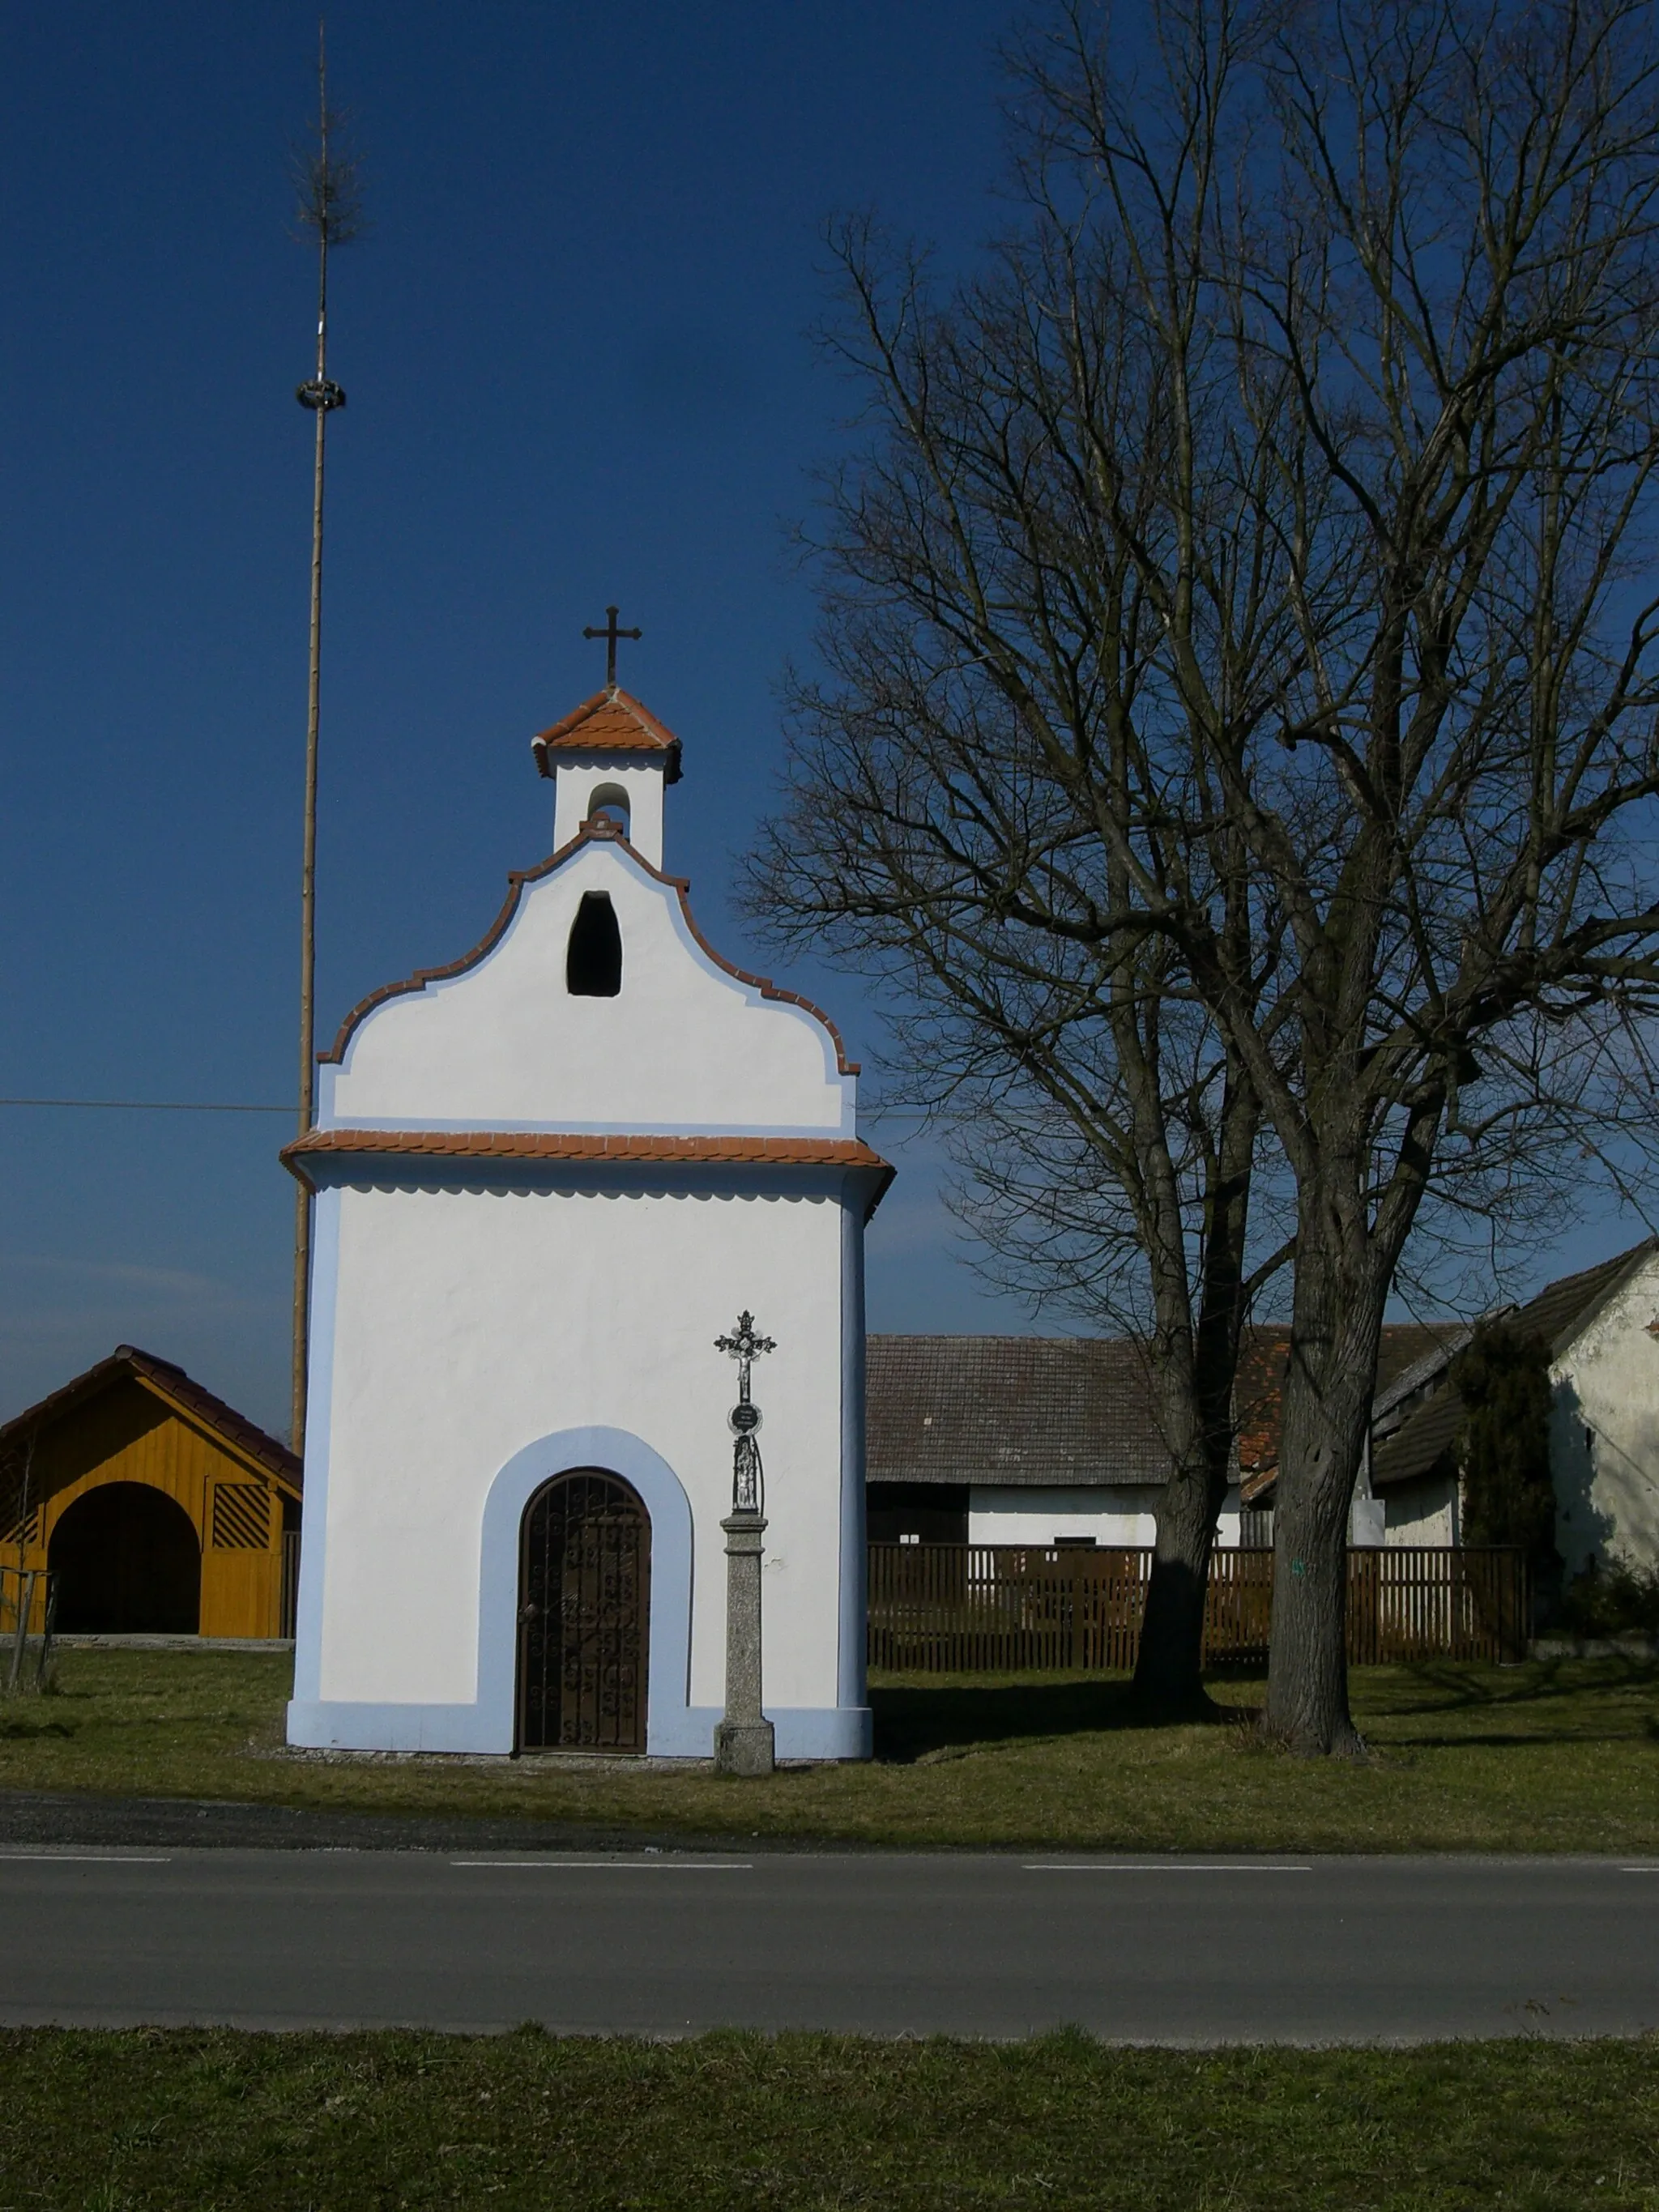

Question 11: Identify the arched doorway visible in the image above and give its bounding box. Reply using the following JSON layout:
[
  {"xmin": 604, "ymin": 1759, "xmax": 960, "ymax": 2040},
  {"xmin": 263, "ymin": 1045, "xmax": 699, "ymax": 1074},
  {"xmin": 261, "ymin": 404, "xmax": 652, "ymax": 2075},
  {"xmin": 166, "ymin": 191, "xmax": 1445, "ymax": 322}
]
[
  {"xmin": 49, "ymin": 1482, "xmax": 201, "ymax": 1634},
  {"xmin": 517, "ymin": 1468, "xmax": 650, "ymax": 1752}
]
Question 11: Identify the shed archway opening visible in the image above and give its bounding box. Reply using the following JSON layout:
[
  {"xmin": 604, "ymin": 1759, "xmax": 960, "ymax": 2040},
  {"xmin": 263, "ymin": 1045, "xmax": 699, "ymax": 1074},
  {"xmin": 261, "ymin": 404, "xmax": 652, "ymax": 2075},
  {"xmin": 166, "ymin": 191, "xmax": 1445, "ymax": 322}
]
[
  {"xmin": 517, "ymin": 1468, "xmax": 650, "ymax": 1751},
  {"xmin": 49, "ymin": 1481, "xmax": 201, "ymax": 1634}
]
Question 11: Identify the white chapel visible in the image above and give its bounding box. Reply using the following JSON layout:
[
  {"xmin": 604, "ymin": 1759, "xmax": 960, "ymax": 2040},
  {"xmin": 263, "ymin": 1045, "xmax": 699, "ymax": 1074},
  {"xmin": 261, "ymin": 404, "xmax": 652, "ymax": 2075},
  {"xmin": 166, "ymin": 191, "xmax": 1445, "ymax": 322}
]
[{"xmin": 282, "ymin": 677, "xmax": 891, "ymax": 1759}]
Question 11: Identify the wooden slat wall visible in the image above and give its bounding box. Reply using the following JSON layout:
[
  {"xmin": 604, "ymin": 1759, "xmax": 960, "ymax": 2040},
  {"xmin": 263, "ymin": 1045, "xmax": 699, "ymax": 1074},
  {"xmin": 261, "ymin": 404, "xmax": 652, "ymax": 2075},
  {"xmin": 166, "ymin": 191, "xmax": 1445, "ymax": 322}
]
[{"xmin": 867, "ymin": 1545, "xmax": 1529, "ymax": 1673}]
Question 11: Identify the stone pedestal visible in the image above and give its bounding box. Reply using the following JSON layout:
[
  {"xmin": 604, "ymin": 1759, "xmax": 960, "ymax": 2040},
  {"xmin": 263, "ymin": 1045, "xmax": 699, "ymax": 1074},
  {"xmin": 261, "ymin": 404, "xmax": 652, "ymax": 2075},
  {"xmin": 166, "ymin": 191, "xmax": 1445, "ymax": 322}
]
[{"xmin": 714, "ymin": 1509, "xmax": 774, "ymax": 1776}]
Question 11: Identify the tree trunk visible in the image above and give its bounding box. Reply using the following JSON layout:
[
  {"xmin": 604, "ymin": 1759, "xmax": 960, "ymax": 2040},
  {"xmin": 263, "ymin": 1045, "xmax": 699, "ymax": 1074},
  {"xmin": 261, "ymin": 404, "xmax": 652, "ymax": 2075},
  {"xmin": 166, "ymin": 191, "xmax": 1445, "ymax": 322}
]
[
  {"xmin": 1134, "ymin": 1440, "xmax": 1228, "ymax": 1711},
  {"xmin": 1261, "ymin": 1230, "xmax": 1385, "ymax": 1755},
  {"xmin": 1132, "ymin": 1062, "xmax": 1256, "ymax": 1713}
]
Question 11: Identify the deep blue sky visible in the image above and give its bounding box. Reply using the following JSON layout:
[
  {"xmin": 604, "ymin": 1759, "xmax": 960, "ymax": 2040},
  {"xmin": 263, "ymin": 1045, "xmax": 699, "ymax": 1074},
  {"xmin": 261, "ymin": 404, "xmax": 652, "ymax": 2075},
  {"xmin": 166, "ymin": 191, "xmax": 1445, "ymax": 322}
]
[
  {"xmin": 1, "ymin": 2, "xmax": 1640, "ymax": 1441},
  {"xmin": 0, "ymin": 0, "xmax": 1049, "ymax": 1438}
]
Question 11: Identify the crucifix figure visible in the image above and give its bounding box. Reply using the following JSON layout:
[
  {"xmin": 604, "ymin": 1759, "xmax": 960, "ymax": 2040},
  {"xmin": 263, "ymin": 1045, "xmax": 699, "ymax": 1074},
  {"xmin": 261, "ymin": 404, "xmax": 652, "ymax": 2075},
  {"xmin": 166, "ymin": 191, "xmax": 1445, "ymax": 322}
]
[
  {"xmin": 714, "ymin": 1311, "xmax": 777, "ymax": 1775},
  {"xmin": 582, "ymin": 603, "xmax": 642, "ymax": 691},
  {"xmin": 717, "ymin": 1311, "xmax": 775, "ymax": 1514}
]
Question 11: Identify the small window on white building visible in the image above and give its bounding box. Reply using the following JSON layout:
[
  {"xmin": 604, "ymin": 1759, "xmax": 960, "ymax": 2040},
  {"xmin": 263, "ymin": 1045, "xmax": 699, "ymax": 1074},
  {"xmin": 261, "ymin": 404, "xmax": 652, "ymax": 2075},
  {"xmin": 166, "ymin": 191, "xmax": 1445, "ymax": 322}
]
[{"xmin": 566, "ymin": 892, "xmax": 623, "ymax": 997}]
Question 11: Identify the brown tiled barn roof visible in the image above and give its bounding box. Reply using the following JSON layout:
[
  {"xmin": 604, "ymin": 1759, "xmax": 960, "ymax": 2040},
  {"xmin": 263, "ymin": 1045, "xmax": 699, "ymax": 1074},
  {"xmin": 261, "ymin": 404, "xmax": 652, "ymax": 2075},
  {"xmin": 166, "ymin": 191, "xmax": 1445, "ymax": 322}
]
[
  {"xmin": 0, "ymin": 1346, "xmax": 300, "ymax": 1493},
  {"xmin": 871, "ymin": 1323, "xmax": 1467, "ymax": 1494},
  {"xmin": 866, "ymin": 1335, "xmax": 1171, "ymax": 1488}
]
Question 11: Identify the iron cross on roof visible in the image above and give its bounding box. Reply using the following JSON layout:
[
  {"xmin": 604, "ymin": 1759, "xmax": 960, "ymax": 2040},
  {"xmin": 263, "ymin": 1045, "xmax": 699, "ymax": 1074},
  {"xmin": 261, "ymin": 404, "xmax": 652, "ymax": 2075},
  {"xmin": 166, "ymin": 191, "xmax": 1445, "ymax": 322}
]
[
  {"xmin": 716, "ymin": 1311, "xmax": 775, "ymax": 1412},
  {"xmin": 582, "ymin": 603, "xmax": 642, "ymax": 690}
]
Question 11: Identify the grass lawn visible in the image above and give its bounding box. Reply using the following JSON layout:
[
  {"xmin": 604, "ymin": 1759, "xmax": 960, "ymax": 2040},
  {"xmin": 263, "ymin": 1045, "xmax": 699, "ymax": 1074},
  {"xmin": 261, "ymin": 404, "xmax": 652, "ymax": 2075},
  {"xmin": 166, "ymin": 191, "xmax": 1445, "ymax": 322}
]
[
  {"xmin": 0, "ymin": 2027, "xmax": 1655, "ymax": 2210},
  {"xmin": 0, "ymin": 1648, "xmax": 1654, "ymax": 1852}
]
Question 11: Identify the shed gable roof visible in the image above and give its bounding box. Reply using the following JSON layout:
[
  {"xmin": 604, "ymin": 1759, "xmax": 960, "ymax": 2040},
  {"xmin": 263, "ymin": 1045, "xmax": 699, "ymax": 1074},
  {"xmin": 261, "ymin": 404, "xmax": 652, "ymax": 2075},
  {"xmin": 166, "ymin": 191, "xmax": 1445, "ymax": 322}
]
[{"xmin": 0, "ymin": 1347, "xmax": 301, "ymax": 1494}]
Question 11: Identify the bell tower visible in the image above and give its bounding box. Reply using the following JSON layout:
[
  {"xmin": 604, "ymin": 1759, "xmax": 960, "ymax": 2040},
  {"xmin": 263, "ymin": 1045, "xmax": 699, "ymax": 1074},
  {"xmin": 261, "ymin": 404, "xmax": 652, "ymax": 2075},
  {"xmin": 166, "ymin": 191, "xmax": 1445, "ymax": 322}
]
[{"xmin": 531, "ymin": 687, "xmax": 682, "ymax": 870}]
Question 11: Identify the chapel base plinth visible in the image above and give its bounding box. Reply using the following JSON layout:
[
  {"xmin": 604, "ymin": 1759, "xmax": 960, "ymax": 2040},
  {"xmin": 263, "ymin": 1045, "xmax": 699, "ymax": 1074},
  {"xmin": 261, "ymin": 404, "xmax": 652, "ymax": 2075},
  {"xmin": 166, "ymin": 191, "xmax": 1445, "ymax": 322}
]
[{"xmin": 716, "ymin": 1508, "xmax": 774, "ymax": 1777}]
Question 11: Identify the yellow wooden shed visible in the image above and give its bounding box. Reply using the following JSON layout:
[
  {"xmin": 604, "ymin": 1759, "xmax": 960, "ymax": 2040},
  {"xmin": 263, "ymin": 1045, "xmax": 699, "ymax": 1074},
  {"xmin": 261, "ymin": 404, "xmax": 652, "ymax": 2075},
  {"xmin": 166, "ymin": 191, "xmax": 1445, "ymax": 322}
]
[{"xmin": 0, "ymin": 1346, "xmax": 301, "ymax": 1639}]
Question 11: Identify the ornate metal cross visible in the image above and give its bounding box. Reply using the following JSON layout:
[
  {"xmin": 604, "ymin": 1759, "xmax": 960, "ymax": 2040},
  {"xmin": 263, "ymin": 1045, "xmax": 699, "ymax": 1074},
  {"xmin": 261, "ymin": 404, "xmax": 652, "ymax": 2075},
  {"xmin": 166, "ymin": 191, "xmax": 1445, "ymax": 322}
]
[
  {"xmin": 716, "ymin": 1311, "xmax": 775, "ymax": 1514},
  {"xmin": 717, "ymin": 1311, "xmax": 774, "ymax": 1406},
  {"xmin": 582, "ymin": 603, "xmax": 642, "ymax": 690}
]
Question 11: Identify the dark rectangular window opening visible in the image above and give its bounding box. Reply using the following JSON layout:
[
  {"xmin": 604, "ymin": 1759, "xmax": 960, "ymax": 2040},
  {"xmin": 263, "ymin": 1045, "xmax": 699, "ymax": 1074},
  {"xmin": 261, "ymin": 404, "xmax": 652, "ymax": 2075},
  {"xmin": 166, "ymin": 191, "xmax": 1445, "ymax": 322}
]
[{"xmin": 867, "ymin": 1482, "xmax": 969, "ymax": 1545}]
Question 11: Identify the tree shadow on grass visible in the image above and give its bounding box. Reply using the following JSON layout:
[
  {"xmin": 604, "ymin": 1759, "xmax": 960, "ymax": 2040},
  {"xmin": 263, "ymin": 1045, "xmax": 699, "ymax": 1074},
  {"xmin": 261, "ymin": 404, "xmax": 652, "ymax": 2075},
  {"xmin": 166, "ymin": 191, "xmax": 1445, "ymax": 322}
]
[
  {"xmin": 868, "ymin": 1677, "xmax": 1255, "ymax": 1763},
  {"xmin": 1376, "ymin": 1727, "xmax": 1651, "ymax": 1751},
  {"xmin": 1358, "ymin": 1656, "xmax": 1657, "ymax": 1724}
]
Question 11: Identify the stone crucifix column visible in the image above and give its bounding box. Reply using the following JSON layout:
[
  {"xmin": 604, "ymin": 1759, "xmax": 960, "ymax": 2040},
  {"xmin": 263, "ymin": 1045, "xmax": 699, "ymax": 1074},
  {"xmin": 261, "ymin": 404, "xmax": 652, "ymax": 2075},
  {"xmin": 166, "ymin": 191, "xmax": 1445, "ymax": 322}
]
[{"xmin": 714, "ymin": 1310, "xmax": 776, "ymax": 1777}]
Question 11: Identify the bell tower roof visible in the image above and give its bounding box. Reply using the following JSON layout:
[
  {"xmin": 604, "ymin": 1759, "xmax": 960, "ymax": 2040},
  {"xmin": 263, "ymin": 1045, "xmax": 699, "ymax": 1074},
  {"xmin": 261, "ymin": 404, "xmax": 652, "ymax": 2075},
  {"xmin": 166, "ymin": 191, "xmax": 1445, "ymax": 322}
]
[{"xmin": 531, "ymin": 688, "xmax": 682, "ymax": 783}]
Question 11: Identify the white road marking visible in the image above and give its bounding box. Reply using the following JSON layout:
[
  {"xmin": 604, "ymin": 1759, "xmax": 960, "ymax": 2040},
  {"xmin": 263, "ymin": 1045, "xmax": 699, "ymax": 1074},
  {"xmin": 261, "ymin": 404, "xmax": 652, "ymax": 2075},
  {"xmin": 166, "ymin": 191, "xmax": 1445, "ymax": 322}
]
[
  {"xmin": 0, "ymin": 1853, "xmax": 173, "ymax": 1864},
  {"xmin": 450, "ymin": 1860, "xmax": 754, "ymax": 1870},
  {"xmin": 1024, "ymin": 1863, "xmax": 1311, "ymax": 1873}
]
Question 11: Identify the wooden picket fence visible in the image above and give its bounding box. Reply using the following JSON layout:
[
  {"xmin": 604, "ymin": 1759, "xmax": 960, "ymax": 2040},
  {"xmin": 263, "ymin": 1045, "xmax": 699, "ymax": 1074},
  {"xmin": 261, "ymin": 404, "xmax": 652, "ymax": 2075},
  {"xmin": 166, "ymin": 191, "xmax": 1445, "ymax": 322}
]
[{"xmin": 866, "ymin": 1544, "xmax": 1529, "ymax": 1673}]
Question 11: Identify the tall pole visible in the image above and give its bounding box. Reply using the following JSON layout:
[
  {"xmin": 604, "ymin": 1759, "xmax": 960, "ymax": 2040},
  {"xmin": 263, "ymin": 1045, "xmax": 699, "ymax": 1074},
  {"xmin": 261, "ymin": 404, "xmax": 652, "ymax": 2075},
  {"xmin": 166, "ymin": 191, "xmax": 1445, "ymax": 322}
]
[{"xmin": 292, "ymin": 24, "xmax": 350, "ymax": 1455}]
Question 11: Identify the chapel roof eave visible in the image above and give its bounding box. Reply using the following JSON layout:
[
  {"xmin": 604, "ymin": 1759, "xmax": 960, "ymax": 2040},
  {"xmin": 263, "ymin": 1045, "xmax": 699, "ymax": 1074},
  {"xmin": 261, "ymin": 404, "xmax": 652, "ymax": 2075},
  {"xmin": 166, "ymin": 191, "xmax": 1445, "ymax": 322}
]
[
  {"xmin": 315, "ymin": 816, "xmax": 860, "ymax": 1077},
  {"xmin": 282, "ymin": 1127, "xmax": 894, "ymax": 1220}
]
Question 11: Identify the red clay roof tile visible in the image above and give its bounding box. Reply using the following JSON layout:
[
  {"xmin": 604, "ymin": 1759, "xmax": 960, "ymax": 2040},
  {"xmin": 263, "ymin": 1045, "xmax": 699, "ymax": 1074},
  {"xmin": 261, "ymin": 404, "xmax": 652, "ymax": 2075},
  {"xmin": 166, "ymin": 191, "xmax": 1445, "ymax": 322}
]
[
  {"xmin": 282, "ymin": 1127, "xmax": 894, "ymax": 1217},
  {"xmin": 531, "ymin": 688, "xmax": 680, "ymax": 771}
]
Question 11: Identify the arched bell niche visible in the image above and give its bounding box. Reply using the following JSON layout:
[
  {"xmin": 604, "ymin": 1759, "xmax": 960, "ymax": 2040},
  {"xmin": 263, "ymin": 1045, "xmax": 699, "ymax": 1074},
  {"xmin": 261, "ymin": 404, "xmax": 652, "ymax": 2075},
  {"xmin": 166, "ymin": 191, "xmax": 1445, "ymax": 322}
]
[{"xmin": 583, "ymin": 782, "xmax": 631, "ymax": 838}]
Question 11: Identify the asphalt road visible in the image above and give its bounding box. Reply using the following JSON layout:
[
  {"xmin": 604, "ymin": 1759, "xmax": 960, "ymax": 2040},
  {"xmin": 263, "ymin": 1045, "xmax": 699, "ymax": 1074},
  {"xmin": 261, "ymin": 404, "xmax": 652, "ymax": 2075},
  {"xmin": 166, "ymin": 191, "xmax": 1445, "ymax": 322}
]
[{"xmin": 0, "ymin": 1849, "xmax": 1654, "ymax": 2041}]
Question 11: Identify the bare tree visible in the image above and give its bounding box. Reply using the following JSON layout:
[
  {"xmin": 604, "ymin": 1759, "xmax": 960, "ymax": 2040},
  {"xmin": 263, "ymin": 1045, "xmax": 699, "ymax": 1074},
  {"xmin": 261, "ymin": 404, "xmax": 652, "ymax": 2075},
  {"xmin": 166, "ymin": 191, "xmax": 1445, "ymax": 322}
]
[
  {"xmin": 1022, "ymin": 0, "xmax": 1659, "ymax": 1749},
  {"xmin": 750, "ymin": 0, "xmax": 1659, "ymax": 1745},
  {"xmin": 746, "ymin": 211, "xmax": 1300, "ymax": 1709}
]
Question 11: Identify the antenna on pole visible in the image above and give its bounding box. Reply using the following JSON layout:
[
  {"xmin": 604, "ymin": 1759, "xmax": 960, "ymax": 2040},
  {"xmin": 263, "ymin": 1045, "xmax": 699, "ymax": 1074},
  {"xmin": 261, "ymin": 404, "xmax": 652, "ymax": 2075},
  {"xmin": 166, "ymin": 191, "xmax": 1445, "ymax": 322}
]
[{"xmin": 290, "ymin": 20, "xmax": 363, "ymax": 1455}]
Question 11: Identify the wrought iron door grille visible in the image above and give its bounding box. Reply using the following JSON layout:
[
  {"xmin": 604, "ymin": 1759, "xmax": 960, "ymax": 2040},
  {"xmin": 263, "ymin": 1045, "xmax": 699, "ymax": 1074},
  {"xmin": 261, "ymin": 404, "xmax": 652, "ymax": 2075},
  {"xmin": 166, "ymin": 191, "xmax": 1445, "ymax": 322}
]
[{"xmin": 518, "ymin": 1470, "xmax": 650, "ymax": 1753}]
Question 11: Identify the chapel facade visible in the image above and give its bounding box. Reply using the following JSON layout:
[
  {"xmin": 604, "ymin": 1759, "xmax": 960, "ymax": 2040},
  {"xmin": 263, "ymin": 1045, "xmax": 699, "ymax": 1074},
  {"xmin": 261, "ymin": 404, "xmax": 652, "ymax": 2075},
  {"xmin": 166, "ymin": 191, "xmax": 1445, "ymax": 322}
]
[{"xmin": 283, "ymin": 684, "xmax": 889, "ymax": 1758}]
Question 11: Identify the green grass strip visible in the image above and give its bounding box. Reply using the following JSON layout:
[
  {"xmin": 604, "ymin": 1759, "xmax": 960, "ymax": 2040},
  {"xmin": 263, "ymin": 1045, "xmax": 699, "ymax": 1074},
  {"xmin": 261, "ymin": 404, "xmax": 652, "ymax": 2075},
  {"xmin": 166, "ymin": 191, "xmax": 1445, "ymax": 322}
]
[{"xmin": 0, "ymin": 2027, "xmax": 1654, "ymax": 2210}]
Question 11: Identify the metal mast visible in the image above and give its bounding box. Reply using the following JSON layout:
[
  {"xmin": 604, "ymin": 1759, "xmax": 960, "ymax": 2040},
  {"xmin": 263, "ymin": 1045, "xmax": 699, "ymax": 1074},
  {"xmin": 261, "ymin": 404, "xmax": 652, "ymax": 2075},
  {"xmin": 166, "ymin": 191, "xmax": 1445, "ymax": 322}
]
[{"xmin": 291, "ymin": 23, "xmax": 356, "ymax": 1454}]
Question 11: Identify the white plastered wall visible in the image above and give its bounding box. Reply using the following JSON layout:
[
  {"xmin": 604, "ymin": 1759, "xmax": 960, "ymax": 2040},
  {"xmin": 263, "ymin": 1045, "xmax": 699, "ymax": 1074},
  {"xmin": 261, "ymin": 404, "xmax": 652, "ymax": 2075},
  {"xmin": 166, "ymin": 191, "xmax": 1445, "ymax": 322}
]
[
  {"xmin": 1383, "ymin": 1477, "xmax": 1458, "ymax": 1545},
  {"xmin": 305, "ymin": 1178, "xmax": 850, "ymax": 1735},
  {"xmin": 1550, "ymin": 1252, "xmax": 1659, "ymax": 1575},
  {"xmin": 967, "ymin": 1485, "xmax": 1244, "ymax": 1548},
  {"xmin": 318, "ymin": 839, "xmax": 854, "ymax": 1137}
]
